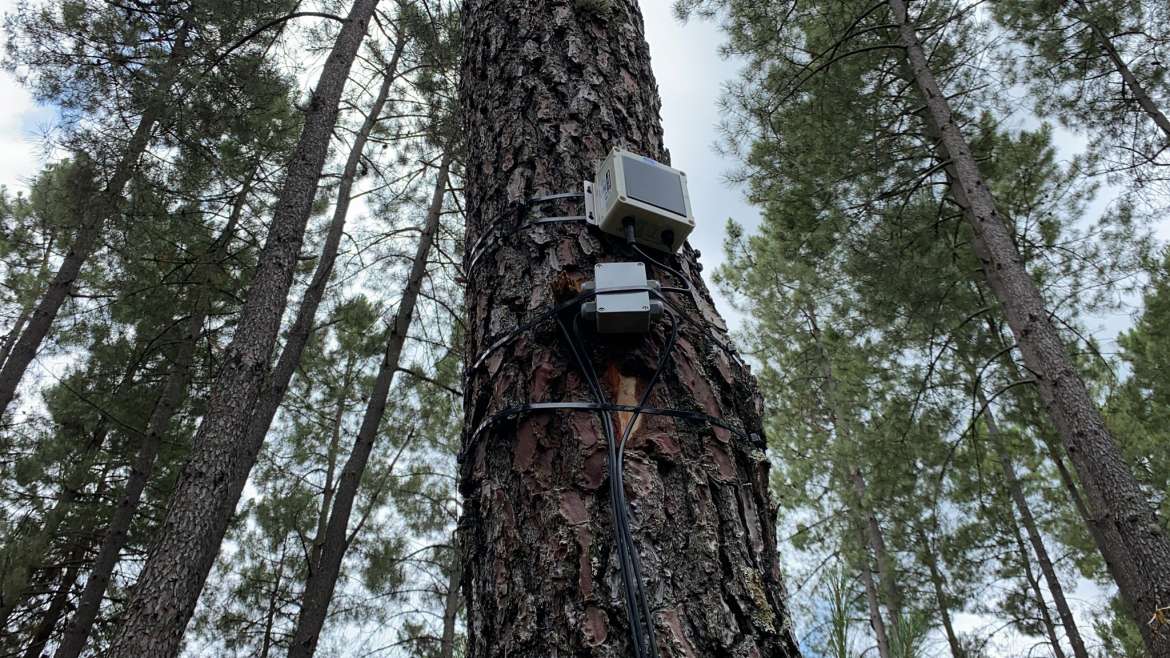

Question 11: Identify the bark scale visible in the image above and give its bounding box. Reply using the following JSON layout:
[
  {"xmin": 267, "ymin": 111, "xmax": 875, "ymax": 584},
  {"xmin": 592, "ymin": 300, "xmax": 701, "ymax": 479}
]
[
  {"xmin": 104, "ymin": 4, "xmax": 381, "ymax": 656},
  {"xmin": 458, "ymin": 1, "xmax": 800, "ymax": 655},
  {"xmin": 889, "ymin": 2, "xmax": 1170, "ymax": 654},
  {"xmin": 286, "ymin": 155, "xmax": 450, "ymax": 658}
]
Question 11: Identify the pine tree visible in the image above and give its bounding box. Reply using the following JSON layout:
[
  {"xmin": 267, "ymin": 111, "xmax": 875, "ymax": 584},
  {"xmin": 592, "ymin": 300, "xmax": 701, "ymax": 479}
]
[
  {"xmin": 457, "ymin": 0, "xmax": 801, "ymax": 655},
  {"xmin": 103, "ymin": 3, "xmax": 385, "ymax": 655}
]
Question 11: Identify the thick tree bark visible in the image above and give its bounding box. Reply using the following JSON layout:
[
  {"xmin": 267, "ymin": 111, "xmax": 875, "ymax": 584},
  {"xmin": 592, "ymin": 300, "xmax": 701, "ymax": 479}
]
[
  {"xmin": 980, "ymin": 397, "xmax": 1088, "ymax": 658},
  {"xmin": 104, "ymin": 4, "xmax": 381, "ymax": 656},
  {"xmin": 0, "ymin": 22, "xmax": 190, "ymax": 419},
  {"xmin": 52, "ymin": 178, "xmax": 251, "ymax": 658},
  {"xmin": 915, "ymin": 527, "xmax": 965, "ymax": 658},
  {"xmin": 1008, "ymin": 516, "xmax": 1068, "ymax": 658},
  {"xmin": 890, "ymin": 3, "xmax": 1170, "ymax": 654},
  {"xmin": 287, "ymin": 154, "xmax": 450, "ymax": 658},
  {"xmin": 458, "ymin": 1, "xmax": 800, "ymax": 655},
  {"xmin": 1069, "ymin": 0, "xmax": 1170, "ymax": 140}
]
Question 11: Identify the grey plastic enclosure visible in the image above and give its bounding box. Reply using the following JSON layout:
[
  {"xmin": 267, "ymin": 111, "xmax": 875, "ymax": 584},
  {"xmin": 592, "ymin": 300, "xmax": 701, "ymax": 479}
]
[{"xmin": 586, "ymin": 148, "xmax": 695, "ymax": 253}]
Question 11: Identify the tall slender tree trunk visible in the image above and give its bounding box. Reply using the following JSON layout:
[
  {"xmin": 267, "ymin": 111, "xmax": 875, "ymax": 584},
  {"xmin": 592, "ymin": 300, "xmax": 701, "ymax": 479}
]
[
  {"xmin": 19, "ymin": 544, "xmax": 84, "ymax": 658},
  {"xmin": 308, "ymin": 356, "xmax": 356, "ymax": 574},
  {"xmin": 104, "ymin": 4, "xmax": 381, "ymax": 656},
  {"xmin": 259, "ymin": 544, "xmax": 289, "ymax": 658},
  {"xmin": 287, "ymin": 154, "xmax": 450, "ymax": 658},
  {"xmin": 980, "ymin": 395, "xmax": 1088, "ymax": 658},
  {"xmin": 1008, "ymin": 516, "xmax": 1068, "ymax": 658},
  {"xmin": 916, "ymin": 527, "xmax": 965, "ymax": 658},
  {"xmin": 889, "ymin": 3, "xmax": 1170, "ymax": 653},
  {"xmin": 1069, "ymin": 0, "xmax": 1170, "ymax": 139},
  {"xmin": 858, "ymin": 524, "xmax": 893, "ymax": 658},
  {"xmin": 806, "ymin": 305, "xmax": 898, "ymax": 656},
  {"xmin": 439, "ymin": 543, "xmax": 463, "ymax": 658},
  {"xmin": 52, "ymin": 178, "xmax": 252, "ymax": 658},
  {"xmin": 976, "ymin": 298, "xmax": 1142, "ymax": 626},
  {"xmin": 0, "ymin": 241, "xmax": 52, "ymax": 371},
  {"xmin": 0, "ymin": 22, "xmax": 190, "ymax": 419},
  {"xmin": 239, "ymin": 25, "xmax": 405, "ymax": 527},
  {"xmin": 458, "ymin": 1, "xmax": 800, "ymax": 655},
  {"xmin": 851, "ymin": 470, "xmax": 903, "ymax": 623},
  {"xmin": 0, "ymin": 356, "xmax": 142, "ymax": 628}
]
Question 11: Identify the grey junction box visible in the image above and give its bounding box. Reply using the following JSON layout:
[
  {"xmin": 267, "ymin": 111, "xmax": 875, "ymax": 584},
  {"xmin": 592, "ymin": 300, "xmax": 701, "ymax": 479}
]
[{"xmin": 586, "ymin": 262, "xmax": 661, "ymax": 334}]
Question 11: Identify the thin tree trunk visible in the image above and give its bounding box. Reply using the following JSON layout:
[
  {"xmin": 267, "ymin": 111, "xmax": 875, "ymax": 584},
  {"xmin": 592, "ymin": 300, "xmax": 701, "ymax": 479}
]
[
  {"xmin": 20, "ymin": 545, "xmax": 83, "ymax": 658},
  {"xmin": 259, "ymin": 544, "xmax": 289, "ymax": 658},
  {"xmin": 308, "ymin": 356, "xmax": 355, "ymax": 574},
  {"xmin": 439, "ymin": 543, "xmax": 463, "ymax": 658},
  {"xmin": 915, "ymin": 527, "xmax": 965, "ymax": 658},
  {"xmin": 0, "ymin": 22, "xmax": 190, "ymax": 419},
  {"xmin": 851, "ymin": 470, "xmax": 903, "ymax": 624},
  {"xmin": 1070, "ymin": 0, "xmax": 1170, "ymax": 140},
  {"xmin": 1008, "ymin": 516, "xmax": 1068, "ymax": 658},
  {"xmin": 976, "ymin": 299, "xmax": 1142, "ymax": 627},
  {"xmin": 0, "ymin": 355, "xmax": 143, "ymax": 628},
  {"xmin": 240, "ymin": 26, "xmax": 405, "ymax": 541},
  {"xmin": 859, "ymin": 525, "xmax": 893, "ymax": 658},
  {"xmin": 104, "ymin": 4, "xmax": 381, "ymax": 655},
  {"xmin": 52, "ymin": 177, "xmax": 251, "ymax": 658},
  {"xmin": 287, "ymin": 154, "xmax": 450, "ymax": 658},
  {"xmin": 458, "ymin": 1, "xmax": 800, "ymax": 655},
  {"xmin": 980, "ymin": 395, "xmax": 1088, "ymax": 658},
  {"xmin": 807, "ymin": 305, "xmax": 898, "ymax": 654},
  {"xmin": 889, "ymin": 3, "xmax": 1170, "ymax": 654}
]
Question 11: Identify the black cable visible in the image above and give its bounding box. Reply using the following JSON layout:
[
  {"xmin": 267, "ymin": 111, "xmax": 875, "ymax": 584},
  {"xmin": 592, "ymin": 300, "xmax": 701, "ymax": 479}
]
[
  {"xmin": 557, "ymin": 313, "xmax": 648, "ymax": 657},
  {"xmin": 565, "ymin": 314, "xmax": 657, "ymax": 658}
]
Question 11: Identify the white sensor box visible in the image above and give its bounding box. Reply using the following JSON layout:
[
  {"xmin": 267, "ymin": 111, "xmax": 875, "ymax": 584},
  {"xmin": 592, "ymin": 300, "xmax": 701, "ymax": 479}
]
[{"xmin": 585, "ymin": 148, "xmax": 694, "ymax": 253}]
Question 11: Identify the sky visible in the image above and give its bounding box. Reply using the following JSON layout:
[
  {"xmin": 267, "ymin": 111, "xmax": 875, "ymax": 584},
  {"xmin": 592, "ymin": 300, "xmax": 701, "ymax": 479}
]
[{"xmin": 0, "ymin": 0, "xmax": 1155, "ymax": 654}]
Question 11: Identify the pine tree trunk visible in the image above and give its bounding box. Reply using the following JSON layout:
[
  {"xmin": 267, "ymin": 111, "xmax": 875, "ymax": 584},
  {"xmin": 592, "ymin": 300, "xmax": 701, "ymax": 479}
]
[
  {"xmin": 52, "ymin": 178, "xmax": 251, "ymax": 658},
  {"xmin": 858, "ymin": 529, "xmax": 893, "ymax": 658},
  {"xmin": 439, "ymin": 544, "xmax": 463, "ymax": 658},
  {"xmin": 0, "ymin": 356, "xmax": 142, "ymax": 628},
  {"xmin": 104, "ymin": 4, "xmax": 381, "ymax": 656},
  {"xmin": 851, "ymin": 470, "xmax": 903, "ymax": 624},
  {"xmin": 458, "ymin": 1, "xmax": 800, "ymax": 655},
  {"xmin": 1008, "ymin": 516, "xmax": 1068, "ymax": 658},
  {"xmin": 287, "ymin": 155, "xmax": 450, "ymax": 658},
  {"xmin": 1070, "ymin": 0, "xmax": 1170, "ymax": 139},
  {"xmin": 308, "ymin": 356, "xmax": 355, "ymax": 573},
  {"xmin": 259, "ymin": 544, "xmax": 289, "ymax": 658},
  {"xmin": 980, "ymin": 397, "xmax": 1088, "ymax": 658},
  {"xmin": 916, "ymin": 528, "xmax": 965, "ymax": 658},
  {"xmin": 850, "ymin": 470, "xmax": 893, "ymax": 658},
  {"xmin": 239, "ymin": 25, "xmax": 405, "ymax": 527},
  {"xmin": 978, "ymin": 302, "xmax": 1143, "ymax": 627},
  {"xmin": 0, "ymin": 22, "xmax": 190, "ymax": 419},
  {"xmin": 890, "ymin": 3, "xmax": 1170, "ymax": 654},
  {"xmin": 20, "ymin": 545, "xmax": 83, "ymax": 658}
]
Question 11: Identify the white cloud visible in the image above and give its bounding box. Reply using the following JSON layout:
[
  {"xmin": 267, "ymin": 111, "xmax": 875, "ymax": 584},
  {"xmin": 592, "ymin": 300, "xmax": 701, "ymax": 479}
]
[{"xmin": 0, "ymin": 0, "xmax": 51, "ymax": 194}]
